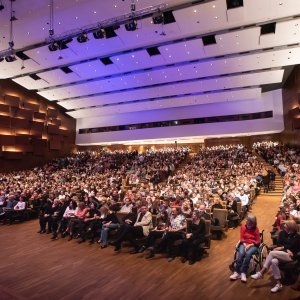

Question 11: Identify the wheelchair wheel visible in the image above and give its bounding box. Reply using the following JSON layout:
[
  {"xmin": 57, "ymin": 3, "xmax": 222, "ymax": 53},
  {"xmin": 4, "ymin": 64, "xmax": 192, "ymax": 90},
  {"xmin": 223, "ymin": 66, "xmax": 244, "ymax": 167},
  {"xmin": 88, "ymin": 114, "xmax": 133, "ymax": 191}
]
[
  {"xmin": 257, "ymin": 244, "xmax": 268, "ymax": 269},
  {"xmin": 249, "ymin": 243, "xmax": 268, "ymax": 274},
  {"xmin": 229, "ymin": 246, "xmax": 240, "ymax": 272}
]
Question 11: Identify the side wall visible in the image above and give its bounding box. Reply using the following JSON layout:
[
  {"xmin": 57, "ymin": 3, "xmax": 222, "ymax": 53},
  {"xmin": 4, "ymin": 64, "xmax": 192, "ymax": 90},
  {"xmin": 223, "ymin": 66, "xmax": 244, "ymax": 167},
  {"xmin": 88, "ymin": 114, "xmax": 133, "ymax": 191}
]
[
  {"xmin": 0, "ymin": 79, "xmax": 76, "ymax": 172},
  {"xmin": 281, "ymin": 65, "xmax": 300, "ymax": 145}
]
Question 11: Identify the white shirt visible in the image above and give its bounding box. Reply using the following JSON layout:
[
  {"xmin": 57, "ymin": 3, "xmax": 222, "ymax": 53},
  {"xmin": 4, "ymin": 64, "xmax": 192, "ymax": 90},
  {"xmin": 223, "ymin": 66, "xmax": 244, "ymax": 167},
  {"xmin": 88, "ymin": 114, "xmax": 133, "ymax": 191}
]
[
  {"xmin": 63, "ymin": 206, "xmax": 76, "ymax": 218},
  {"xmin": 239, "ymin": 194, "xmax": 249, "ymax": 206},
  {"xmin": 14, "ymin": 201, "xmax": 26, "ymax": 210}
]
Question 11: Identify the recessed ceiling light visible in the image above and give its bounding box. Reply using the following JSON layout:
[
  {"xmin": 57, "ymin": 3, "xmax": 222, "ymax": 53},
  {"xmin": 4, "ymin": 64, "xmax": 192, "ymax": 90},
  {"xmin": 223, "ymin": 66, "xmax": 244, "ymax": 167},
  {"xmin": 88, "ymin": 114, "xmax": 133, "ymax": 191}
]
[
  {"xmin": 93, "ymin": 11, "xmax": 97, "ymax": 14},
  {"xmin": 193, "ymin": 9, "xmax": 197, "ymax": 13},
  {"xmin": 214, "ymin": 16, "xmax": 218, "ymax": 19}
]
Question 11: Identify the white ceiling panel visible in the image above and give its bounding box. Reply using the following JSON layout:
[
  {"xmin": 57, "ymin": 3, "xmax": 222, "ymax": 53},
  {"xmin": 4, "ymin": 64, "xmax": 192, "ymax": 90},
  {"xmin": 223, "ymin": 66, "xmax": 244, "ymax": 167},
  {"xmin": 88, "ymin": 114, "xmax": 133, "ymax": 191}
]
[
  {"xmin": 0, "ymin": 0, "xmax": 299, "ymax": 142},
  {"xmin": 43, "ymin": 69, "xmax": 282, "ymax": 105},
  {"xmin": 174, "ymin": 1, "xmax": 228, "ymax": 35},
  {"xmin": 37, "ymin": 45, "xmax": 298, "ymax": 101},
  {"xmin": 70, "ymin": 60, "xmax": 120, "ymax": 80},
  {"xmin": 67, "ymin": 88, "xmax": 262, "ymax": 118}
]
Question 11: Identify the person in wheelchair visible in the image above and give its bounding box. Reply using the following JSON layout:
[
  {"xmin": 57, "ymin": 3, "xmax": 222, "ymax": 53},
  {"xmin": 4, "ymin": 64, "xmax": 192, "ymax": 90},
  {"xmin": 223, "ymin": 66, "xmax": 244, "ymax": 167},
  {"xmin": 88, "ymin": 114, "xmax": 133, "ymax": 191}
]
[
  {"xmin": 251, "ymin": 220, "xmax": 300, "ymax": 293},
  {"xmin": 229, "ymin": 214, "xmax": 260, "ymax": 283}
]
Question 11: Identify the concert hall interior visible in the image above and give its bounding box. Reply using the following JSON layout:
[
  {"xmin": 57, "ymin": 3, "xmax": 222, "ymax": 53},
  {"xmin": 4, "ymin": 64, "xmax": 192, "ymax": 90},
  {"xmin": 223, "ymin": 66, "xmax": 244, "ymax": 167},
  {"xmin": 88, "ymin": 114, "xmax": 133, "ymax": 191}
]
[{"xmin": 0, "ymin": 1, "xmax": 300, "ymax": 299}]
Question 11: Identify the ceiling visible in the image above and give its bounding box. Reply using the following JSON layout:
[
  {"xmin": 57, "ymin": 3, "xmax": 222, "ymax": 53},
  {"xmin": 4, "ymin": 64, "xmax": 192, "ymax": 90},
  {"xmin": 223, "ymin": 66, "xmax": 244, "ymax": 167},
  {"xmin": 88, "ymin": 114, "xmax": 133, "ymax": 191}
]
[{"xmin": 0, "ymin": 0, "xmax": 299, "ymax": 136}]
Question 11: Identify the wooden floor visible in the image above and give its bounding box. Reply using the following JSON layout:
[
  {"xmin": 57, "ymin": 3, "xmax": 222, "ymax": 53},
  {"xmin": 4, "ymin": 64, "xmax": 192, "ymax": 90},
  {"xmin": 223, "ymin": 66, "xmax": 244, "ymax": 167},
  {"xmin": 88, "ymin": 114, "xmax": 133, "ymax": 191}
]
[{"xmin": 0, "ymin": 193, "xmax": 299, "ymax": 300}]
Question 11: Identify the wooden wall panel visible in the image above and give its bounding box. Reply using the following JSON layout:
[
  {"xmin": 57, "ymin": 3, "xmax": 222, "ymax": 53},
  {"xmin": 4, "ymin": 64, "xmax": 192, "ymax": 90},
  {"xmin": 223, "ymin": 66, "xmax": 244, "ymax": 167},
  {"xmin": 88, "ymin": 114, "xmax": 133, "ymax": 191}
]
[
  {"xmin": 293, "ymin": 118, "xmax": 300, "ymax": 129},
  {"xmin": 0, "ymin": 79, "xmax": 76, "ymax": 171},
  {"xmin": 3, "ymin": 151, "xmax": 23, "ymax": 159},
  {"xmin": 59, "ymin": 129, "xmax": 69, "ymax": 136},
  {"xmin": 49, "ymin": 140, "xmax": 62, "ymax": 150},
  {"xmin": 0, "ymin": 135, "xmax": 16, "ymax": 145},
  {"xmin": 48, "ymin": 124, "xmax": 60, "ymax": 135},
  {"xmin": 11, "ymin": 118, "xmax": 30, "ymax": 129},
  {"xmin": 31, "ymin": 121, "xmax": 45, "ymax": 131},
  {"xmin": 15, "ymin": 135, "xmax": 31, "ymax": 145},
  {"xmin": 16, "ymin": 108, "xmax": 33, "ymax": 120},
  {"xmin": 282, "ymin": 65, "xmax": 300, "ymax": 145},
  {"xmin": 52, "ymin": 119, "xmax": 62, "ymax": 126},
  {"xmin": 0, "ymin": 115, "xmax": 11, "ymax": 127},
  {"xmin": 4, "ymin": 95, "xmax": 20, "ymax": 107},
  {"xmin": 34, "ymin": 112, "xmax": 46, "ymax": 120},
  {"xmin": 47, "ymin": 108, "xmax": 58, "ymax": 118},
  {"xmin": 23, "ymin": 102, "xmax": 40, "ymax": 112},
  {"xmin": 0, "ymin": 104, "xmax": 10, "ymax": 115}
]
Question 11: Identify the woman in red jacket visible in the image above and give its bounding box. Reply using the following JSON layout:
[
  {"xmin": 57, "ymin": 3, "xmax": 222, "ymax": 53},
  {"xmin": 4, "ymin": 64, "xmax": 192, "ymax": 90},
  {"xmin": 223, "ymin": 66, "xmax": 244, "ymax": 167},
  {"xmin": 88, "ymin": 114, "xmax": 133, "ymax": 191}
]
[{"xmin": 229, "ymin": 214, "xmax": 260, "ymax": 283}]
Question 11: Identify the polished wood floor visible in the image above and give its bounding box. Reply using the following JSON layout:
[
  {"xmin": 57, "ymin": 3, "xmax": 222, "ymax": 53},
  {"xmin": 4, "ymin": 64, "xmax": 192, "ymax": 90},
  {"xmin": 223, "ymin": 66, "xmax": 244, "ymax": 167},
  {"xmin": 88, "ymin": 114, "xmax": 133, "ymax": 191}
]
[{"xmin": 0, "ymin": 192, "xmax": 299, "ymax": 300}]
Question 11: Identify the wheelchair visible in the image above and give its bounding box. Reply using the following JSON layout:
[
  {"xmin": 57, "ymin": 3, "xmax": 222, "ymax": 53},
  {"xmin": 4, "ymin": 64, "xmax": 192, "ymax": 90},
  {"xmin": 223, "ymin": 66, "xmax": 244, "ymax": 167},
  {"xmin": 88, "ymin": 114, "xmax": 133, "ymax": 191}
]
[{"xmin": 229, "ymin": 230, "xmax": 268, "ymax": 275}]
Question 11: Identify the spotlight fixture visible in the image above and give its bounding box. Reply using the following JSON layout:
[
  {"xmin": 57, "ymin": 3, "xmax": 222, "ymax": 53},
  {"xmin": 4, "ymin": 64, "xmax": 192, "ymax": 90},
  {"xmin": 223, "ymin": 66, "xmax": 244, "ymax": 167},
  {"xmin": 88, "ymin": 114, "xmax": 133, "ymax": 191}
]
[
  {"xmin": 48, "ymin": 38, "xmax": 73, "ymax": 51},
  {"xmin": 152, "ymin": 13, "xmax": 164, "ymax": 24},
  {"xmin": 48, "ymin": 41, "xmax": 59, "ymax": 51},
  {"xmin": 0, "ymin": 0, "xmax": 4, "ymax": 11},
  {"xmin": 77, "ymin": 33, "xmax": 89, "ymax": 43},
  {"xmin": 93, "ymin": 28, "xmax": 104, "ymax": 39},
  {"xmin": 0, "ymin": 57, "xmax": 4, "ymax": 62},
  {"xmin": 5, "ymin": 55, "xmax": 17, "ymax": 62},
  {"xmin": 125, "ymin": 20, "xmax": 137, "ymax": 31}
]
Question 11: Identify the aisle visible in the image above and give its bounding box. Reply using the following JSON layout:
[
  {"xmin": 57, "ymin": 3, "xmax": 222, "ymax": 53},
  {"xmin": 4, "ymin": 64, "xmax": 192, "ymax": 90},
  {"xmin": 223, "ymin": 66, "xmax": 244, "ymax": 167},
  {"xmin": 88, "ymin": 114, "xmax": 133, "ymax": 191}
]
[{"xmin": 0, "ymin": 191, "xmax": 299, "ymax": 300}]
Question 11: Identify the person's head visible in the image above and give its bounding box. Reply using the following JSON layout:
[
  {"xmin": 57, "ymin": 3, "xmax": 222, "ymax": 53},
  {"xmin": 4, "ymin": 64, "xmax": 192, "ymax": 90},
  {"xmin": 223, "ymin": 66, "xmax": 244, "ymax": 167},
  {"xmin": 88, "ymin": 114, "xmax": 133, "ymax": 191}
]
[
  {"xmin": 139, "ymin": 205, "xmax": 148, "ymax": 214},
  {"xmin": 69, "ymin": 200, "xmax": 77, "ymax": 209},
  {"xmin": 283, "ymin": 207, "xmax": 290, "ymax": 216},
  {"xmin": 192, "ymin": 210, "xmax": 201, "ymax": 221},
  {"xmin": 199, "ymin": 204, "xmax": 206, "ymax": 212},
  {"xmin": 78, "ymin": 202, "xmax": 85, "ymax": 210},
  {"xmin": 246, "ymin": 214, "xmax": 257, "ymax": 230},
  {"xmin": 100, "ymin": 206, "xmax": 109, "ymax": 216},
  {"xmin": 171, "ymin": 207, "xmax": 180, "ymax": 217},
  {"xmin": 283, "ymin": 220, "xmax": 298, "ymax": 234},
  {"xmin": 124, "ymin": 198, "xmax": 131, "ymax": 206}
]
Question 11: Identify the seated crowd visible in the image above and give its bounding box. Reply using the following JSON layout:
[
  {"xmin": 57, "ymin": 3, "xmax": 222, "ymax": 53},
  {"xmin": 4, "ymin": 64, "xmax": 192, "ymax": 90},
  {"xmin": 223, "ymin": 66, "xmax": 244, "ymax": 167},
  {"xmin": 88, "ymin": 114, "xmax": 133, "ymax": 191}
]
[
  {"xmin": 1, "ymin": 144, "xmax": 265, "ymax": 265},
  {"xmin": 229, "ymin": 141, "xmax": 300, "ymax": 293}
]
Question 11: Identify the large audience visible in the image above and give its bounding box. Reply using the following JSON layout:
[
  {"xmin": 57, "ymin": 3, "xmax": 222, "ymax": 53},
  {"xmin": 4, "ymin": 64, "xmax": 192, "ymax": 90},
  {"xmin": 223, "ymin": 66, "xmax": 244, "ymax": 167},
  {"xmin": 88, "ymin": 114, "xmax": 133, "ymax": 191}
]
[
  {"xmin": 0, "ymin": 145, "xmax": 262, "ymax": 250},
  {"xmin": 1, "ymin": 141, "xmax": 300, "ymax": 291}
]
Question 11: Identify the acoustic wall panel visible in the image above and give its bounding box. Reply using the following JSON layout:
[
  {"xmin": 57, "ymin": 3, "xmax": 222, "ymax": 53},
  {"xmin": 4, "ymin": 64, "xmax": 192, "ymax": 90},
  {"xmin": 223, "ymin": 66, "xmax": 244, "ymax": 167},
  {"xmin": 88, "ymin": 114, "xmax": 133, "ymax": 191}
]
[
  {"xmin": 16, "ymin": 108, "xmax": 33, "ymax": 120},
  {"xmin": 4, "ymin": 95, "xmax": 20, "ymax": 107},
  {"xmin": 23, "ymin": 102, "xmax": 40, "ymax": 112},
  {"xmin": 0, "ymin": 116, "xmax": 11, "ymax": 128}
]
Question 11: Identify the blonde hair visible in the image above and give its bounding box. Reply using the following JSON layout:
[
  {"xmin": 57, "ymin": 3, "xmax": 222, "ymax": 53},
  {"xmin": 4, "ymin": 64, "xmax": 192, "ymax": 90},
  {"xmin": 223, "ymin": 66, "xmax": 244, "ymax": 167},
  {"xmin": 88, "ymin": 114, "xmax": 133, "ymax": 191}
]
[{"xmin": 283, "ymin": 220, "xmax": 298, "ymax": 233}]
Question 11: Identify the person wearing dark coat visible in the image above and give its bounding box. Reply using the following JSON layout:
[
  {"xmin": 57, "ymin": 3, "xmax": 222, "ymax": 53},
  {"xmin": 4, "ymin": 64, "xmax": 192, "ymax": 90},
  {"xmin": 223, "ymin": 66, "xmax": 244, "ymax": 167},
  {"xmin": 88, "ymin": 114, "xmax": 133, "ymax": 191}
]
[{"xmin": 180, "ymin": 210, "xmax": 206, "ymax": 264}]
